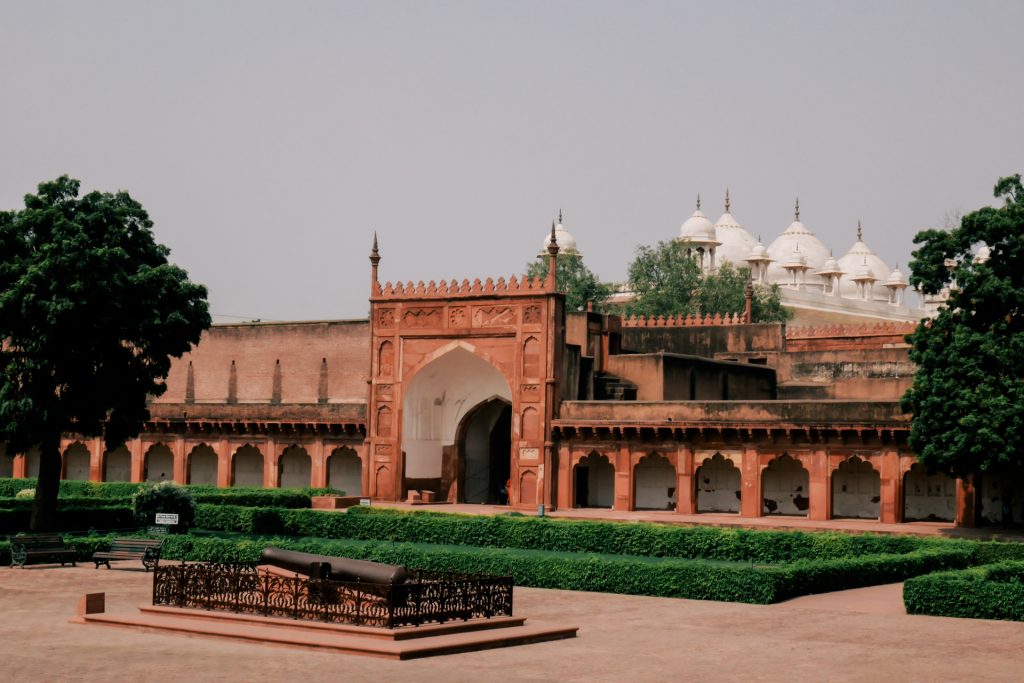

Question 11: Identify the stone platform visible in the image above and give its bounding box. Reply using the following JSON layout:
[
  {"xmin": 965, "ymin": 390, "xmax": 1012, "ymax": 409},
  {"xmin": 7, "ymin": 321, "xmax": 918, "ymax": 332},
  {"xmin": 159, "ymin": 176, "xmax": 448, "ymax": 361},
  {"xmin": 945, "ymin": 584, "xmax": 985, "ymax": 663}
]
[{"xmin": 71, "ymin": 594, "xmax": 578, "ymax": 659}]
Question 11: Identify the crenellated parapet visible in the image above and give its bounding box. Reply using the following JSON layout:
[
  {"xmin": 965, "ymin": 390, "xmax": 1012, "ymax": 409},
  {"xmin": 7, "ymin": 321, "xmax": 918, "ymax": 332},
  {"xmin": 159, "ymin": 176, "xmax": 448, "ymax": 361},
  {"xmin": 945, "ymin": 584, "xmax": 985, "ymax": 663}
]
[
  {"xmin": 373, "ymin": 275, "xmax": 548, "ymax": 299},
  {"xmin": 785, "ymin": 321, "xmax": 917, "ymax": 339},
  {"xmin": 621, "ymin": 312, "xmax": 745, "ymax": 327}
]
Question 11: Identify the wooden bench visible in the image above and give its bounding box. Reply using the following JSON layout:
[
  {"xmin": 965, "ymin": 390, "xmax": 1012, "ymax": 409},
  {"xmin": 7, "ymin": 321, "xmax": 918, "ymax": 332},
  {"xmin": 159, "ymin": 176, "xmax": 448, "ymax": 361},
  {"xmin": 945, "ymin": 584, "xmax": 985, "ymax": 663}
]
[
  {"xmin": 9, "ymin": 533, "xmax": 78, "ymax": 568},
  {"xmin": 92, "ymin": 538, "xmax": 164, "ymax": 572}
]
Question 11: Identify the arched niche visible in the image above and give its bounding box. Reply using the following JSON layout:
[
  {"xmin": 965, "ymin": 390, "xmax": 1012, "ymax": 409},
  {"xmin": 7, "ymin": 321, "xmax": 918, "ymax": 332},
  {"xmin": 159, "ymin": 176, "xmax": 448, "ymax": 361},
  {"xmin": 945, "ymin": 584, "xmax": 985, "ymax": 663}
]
[
  {"xmin": 63, "ymin": 442, "xmax": 91, "ymax": 481},
  {"xmin": 696, "ymin": 453, "xmax": 740, "ymax": 513},
  {"xmin": 327, "ymin": 447, "xmax": 362, "ymax": 496},
  {"xmin": 103, "ymin": 446, "xmax": 131, "ymax": 482},
  {"xmin": 762, "ymin": 454, "xmax": 809, "ymax": 516},
  {"xmin": 188, "ymin": 444, "xmax": 218, "ymax": 485},
  {"xmin": 232, "ymin": 445, "xmax": 264, "ymax": 487},
  {"xmin": 574, "ymin": 451, "xmax": 614, "ymax": 508},
  {"xmin": 144, "ymin": 443, "xmax": 174, "ymax": 483},
  {"xmin": 903, "ymin": 463, "xmax": 955, "ymax": 522},
  {"xmin": 456, "ymin": 398, "xmax": 511, "ymax": 504},
  {"xmin": 831, "ymin": 457, "xmax": 880, "ymax": 519},
  {"xmin": 278, "ymin": 445, "xmax": 312, "ymax": 489},
  {"xmin": 402, "ymin": 346, "xmax": 512, "ymax": 483},
  {"xmin": 633, "ymin": 453, "xmax": 675, "ymax": 511}
]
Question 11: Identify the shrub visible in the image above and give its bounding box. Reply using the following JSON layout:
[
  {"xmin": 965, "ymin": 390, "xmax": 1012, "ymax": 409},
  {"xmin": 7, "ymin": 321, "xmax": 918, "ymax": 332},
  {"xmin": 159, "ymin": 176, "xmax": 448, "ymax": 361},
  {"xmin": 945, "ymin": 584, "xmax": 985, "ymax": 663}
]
[
  {"xmin": 132, "ymin": 482, "xmax": 196, "ymax": 533},
  {"xmin": 904, "ymin": 561, "xmax": 1024, "ymax": 621},
  {"xmin": 14, "ymin": 488, "xmax": 34, "ymax": 499},
  {"xmin": 0, "ymin": 506, "xmax": 137, "ymax": 534}
]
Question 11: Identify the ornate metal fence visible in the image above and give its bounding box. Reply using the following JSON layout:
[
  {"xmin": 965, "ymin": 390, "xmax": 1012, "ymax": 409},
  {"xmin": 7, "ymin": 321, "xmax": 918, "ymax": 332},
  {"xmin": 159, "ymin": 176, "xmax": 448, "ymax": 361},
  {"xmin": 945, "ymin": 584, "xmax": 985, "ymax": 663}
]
[{"xmin": 151, "ymin": 562, "xmax": 513, "ymax": 628}]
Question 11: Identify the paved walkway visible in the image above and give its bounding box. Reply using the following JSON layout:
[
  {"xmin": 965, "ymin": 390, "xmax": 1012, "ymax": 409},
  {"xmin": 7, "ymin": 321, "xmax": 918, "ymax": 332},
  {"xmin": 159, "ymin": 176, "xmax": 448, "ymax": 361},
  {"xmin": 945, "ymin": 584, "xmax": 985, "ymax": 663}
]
[
  {"xmin": 378, "ymin": 502, "xmax": 1024, "ymax": 541},
  {"xmin": 5, "ymin": 566, "xmax": 1024, "ymax": 682}
]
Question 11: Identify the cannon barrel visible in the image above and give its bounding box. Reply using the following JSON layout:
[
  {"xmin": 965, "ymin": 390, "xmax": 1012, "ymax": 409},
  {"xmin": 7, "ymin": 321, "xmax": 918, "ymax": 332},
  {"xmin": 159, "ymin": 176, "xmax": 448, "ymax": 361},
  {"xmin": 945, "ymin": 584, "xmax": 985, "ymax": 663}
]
[{"xmin": 260, "ymin": 547, "xmax": 415, "ymax": 585}]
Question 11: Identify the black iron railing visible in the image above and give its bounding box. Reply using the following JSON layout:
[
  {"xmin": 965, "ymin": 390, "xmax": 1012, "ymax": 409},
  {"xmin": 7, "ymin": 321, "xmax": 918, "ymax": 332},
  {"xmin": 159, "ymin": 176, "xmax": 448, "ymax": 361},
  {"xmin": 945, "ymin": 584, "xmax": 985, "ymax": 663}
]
[{"xmin": 151, "ymin": 562, "xmax": 514, "ymax": 628}]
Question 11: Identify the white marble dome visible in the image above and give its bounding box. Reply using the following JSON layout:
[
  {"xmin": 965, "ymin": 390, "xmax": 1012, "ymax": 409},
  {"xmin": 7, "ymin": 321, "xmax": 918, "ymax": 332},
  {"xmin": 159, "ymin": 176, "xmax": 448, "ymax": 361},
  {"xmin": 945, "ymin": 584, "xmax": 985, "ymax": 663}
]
[
  {"xmin": 540, "ymin": 216, "xmax": 577, "ymax": 254},
  {"xmin": 886, "ymin": 264, "xmax": 908, "ymax": 287},
  {"xmin": 766, "ymin": 202, "xmax": 831, "ymax": 287},
  {"xmin": 836, "ymin": 225, "xmax": 890, "ymax": 299},
  {"xmin": 679, "ymin": 199, "xmax": 719, "ymax": 245},
  {"xmin": 713, "ymin": 193, "xmax": 757, "ymax": 267}
]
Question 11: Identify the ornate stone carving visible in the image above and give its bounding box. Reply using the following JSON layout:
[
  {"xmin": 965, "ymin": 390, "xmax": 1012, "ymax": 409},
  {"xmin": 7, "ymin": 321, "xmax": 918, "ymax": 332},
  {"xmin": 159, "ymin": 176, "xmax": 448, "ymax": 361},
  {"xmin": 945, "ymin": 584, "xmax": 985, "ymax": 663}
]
[
  {"xmin": 375, "ymin": 383, "xmax": 392, "ymax": 397},
  {"xmin": 520, "ymin": 384, "xmax": 540, "ymax": 402},
  {"xmin": 519, "ymin": 447, "xmax": 540, "ymax": 462},
  {"xmin": 402, "ymin": 307, "xmax": 442, "ymax": 328},
  {"xmin": 376, "ymin": 308, "xmax": 395, "ymax": 328},
  {"xmin": 523, "ymin": 304, "xmax": 542, "ymax": 325},
  {"xmin": 472, "ymin": 305, "xmax": 516, "ymax": 327},
  {"xmin": 448, "ymin": 306, "xmax": 467, "ymax": 328}
]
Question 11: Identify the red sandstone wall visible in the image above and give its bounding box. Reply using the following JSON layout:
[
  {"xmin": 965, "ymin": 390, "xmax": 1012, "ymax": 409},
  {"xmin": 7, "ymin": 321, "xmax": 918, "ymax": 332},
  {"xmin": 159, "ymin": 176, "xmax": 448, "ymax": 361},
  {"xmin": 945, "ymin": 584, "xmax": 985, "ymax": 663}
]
[{"xmin": 157, "ymin": 320, "xmax": 370, "ymax": 404}]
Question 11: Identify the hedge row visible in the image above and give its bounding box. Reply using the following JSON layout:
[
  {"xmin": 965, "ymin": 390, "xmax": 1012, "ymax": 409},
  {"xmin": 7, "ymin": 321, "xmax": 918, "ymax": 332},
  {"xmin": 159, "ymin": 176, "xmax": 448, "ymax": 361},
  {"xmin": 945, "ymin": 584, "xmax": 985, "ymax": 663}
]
[
  {"xmin": 155, "ymin": 533, "xmax": 973, "ymax": 604},
  {"xmin": 0, "ymin": 507, "xmax": 137, "ymax": 534},
  {"xmin": 903, "ymin": 561, "xmax": 1024, "ymax": 621},
  {"xmin": 0, "ymin": 478, "xmax": 338, "ymax": 504},
  {"xmin": 192, "ymin": 504, "xmax": 975, "ymax": 563}
]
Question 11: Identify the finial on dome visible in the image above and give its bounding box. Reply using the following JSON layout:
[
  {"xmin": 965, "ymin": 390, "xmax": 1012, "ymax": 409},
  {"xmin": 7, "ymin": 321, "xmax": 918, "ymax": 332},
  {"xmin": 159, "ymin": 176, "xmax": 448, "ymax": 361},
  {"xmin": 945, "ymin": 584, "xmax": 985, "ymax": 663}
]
[
  {"xmin": 696, "ymin": 193, "xmax": 701, "ymax": 211},
  {"xmin": 724, "ymin": 188, "xmax": 731, "ymax": 213},
  {"xmin": 370, "ymin": 232, "xmax": 380, "ymax": 264},
  {"xmin": 558, "ymin": 208, "xmax": 563, "ymax": 225},
  {"xmin": 857, "ymin": 220, "xmax": 863, "ymax": 242},
  {"xmin": 795, "ymin": 197, "xmax": 800, "ymax": 221}
]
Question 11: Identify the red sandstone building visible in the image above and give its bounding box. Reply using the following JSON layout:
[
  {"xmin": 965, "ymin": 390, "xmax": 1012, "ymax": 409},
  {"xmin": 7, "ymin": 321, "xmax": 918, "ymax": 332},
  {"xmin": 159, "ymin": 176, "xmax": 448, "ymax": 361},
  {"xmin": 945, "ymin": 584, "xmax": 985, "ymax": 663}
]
[{"xmin": 1, "ymin": 233, "xmax": 1015, "ymax": 527}]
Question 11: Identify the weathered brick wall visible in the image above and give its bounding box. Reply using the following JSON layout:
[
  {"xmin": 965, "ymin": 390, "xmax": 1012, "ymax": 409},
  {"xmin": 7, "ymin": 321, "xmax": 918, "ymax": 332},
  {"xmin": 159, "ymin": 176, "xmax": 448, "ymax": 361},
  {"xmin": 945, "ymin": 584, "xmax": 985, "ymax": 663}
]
[{"xmin": 156, "ymin": 320, "xmax": 370, "ymax": 405}]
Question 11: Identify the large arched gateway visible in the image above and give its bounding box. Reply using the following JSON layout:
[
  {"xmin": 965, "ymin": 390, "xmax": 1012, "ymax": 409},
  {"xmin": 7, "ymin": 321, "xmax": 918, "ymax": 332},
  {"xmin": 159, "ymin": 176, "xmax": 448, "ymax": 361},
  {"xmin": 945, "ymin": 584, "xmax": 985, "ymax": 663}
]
[{"xmin": 401, "ymin": 345, "xmax": 514, "ymax": 503}]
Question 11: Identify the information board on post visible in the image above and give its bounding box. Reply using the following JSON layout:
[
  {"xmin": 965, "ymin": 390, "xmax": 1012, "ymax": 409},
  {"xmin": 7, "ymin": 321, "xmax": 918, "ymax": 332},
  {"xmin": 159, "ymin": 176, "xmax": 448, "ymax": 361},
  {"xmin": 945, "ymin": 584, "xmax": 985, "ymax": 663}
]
[{"xmin": 155, "ymin": 513, "xmax": 179, "ymax": 525}]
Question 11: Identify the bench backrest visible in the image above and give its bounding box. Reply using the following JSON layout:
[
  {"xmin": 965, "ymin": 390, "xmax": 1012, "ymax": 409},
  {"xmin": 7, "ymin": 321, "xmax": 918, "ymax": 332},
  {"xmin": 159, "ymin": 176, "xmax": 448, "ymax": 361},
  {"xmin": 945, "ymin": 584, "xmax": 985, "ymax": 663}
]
[
  {"xmin": 109, "ymin": 538, "xmax": 163, "ymax": 552},
  {"xmin": 11, "ymin": 533, "xmax": 67, "ymax": 550}
]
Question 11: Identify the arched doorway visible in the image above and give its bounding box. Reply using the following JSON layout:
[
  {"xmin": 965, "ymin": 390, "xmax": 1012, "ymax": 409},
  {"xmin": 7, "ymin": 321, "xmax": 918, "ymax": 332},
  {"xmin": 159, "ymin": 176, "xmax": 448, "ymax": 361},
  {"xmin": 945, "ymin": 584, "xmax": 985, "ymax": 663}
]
[
  {"xmin": 456, "ymin": 398, "xmax": 512, "ymax": 504},
  {"xmin": 831, "ymin": 457, "xmax": 880, "ymax": 519},
  {"xmin": 574, "ymin": 452, "xmax": 614, "ymax": 508},
  {"xmin": 144, "ymin": 444, "xmax": 174, "ymax": 482},
  {"xmin": 762, "ymin": 454, "xmax": 809, "ymax": 516},
  {"xmin": 903, "ymin": 463, "xmax": 955, "ymax": 522},
  {"xmin": 402, "ymin": 346, "xmax": 512, "ymax": 501},
  {"xmin": 278, "ymin": 446, "xmax": 312, "ymax": 489},
  {"xmin": 633, "ymin": 453, "xmax": 675, "ymax": 510},
  {"xmin": 232, "ymin": 445, "xmax": 264, "ymax": 487},
  {"xmin": 980, "ymin": 468, "xmax": 1024, "ymax": 526},
  {"xmin": 103, "ymin": 446, "xmax": 131, "ymax": 482},
  {"xmin": 188, "ymin": 444, "xmax": 218, "ymax": 485},
  {"xmin": 327, "ymin": 447, "xmax": 362, "ymax": 496},
  {"xmin": 63, "ymin": 442, "xmax": 91, "ymax": 481},
  {"xmin": 696, "ymin": 453, "xmax": 741, "ymax": 513}
]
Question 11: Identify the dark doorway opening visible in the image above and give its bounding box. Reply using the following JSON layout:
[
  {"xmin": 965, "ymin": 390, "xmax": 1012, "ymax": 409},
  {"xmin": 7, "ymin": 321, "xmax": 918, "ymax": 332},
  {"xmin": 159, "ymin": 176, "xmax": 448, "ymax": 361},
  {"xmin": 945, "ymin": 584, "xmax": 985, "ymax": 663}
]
[
  {"xmin": 457, "ymin": 398, "xmax": 512, "ymax": 504},
  {"xmin": 575, "ymin": 466, "xmax": 590, "ymax": 507}
]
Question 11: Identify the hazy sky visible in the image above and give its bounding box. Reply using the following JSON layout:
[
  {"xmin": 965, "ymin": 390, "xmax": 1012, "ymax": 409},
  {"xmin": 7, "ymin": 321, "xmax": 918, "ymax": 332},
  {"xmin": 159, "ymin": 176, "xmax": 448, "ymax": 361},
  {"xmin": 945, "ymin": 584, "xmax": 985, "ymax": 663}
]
[{"xmin": 2, "ymin": 1, "xmax": 1022, "ymax": 321}]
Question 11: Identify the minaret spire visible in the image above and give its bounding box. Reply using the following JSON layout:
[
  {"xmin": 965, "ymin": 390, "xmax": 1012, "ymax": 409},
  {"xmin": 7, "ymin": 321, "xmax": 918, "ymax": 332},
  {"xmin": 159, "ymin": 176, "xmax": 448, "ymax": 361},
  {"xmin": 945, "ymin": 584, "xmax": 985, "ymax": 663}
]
[
  {"xmin": 369, "ymin": 232, "xmax": 381, "ymax": 292},
  {"xmin": 546, "ymin": 219, "xmax": 560, "ymax": 292},
  {"xmin": 724, "ymin": 187, "xmax": 731, "ymax": 214},
  {"xmin": 794, "ymin": 197, "xmax": 800, "ymax": 221}
]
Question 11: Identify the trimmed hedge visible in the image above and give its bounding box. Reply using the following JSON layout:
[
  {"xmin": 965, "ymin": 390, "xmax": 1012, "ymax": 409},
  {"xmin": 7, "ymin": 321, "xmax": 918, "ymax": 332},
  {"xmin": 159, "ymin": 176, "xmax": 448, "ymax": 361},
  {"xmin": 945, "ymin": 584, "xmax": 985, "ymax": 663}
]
[
  {"xmin": 157, "ymin": 533, "xmax": 973, "ymax": 604},
  {"xmin": 0, "ymin": 478, "xmax": 337, "ymax": 505},
  {"xmin": 904, "ymin": 561, "xmax": 1024, "ymax": 621},
  {"xmin": 0, "ymin": 506, "xmax": 137, "ymax": 534},
  {"xmin": 193, "ymin": 504, "xmax": 971, "ymax": 563}
]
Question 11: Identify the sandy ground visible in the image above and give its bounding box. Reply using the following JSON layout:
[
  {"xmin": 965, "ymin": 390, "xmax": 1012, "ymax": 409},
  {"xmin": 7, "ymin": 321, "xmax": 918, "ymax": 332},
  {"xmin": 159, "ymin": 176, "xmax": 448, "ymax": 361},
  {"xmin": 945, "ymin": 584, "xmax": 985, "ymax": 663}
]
[{"xmin": 3, "ymin": 565, "xmax": 1024, "ymax": 682}]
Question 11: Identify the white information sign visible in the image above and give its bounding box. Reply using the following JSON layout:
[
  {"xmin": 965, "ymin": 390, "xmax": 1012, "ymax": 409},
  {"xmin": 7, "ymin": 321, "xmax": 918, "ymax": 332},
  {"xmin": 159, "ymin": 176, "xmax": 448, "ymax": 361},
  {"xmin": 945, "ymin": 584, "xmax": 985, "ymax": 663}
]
[
  {"xmin": 155, "ymin": 513, "xmax": 179, "ymax": 525},
  {"xmin": 359, "ymin": 498, "xmax": 372, "ymax": 507}
]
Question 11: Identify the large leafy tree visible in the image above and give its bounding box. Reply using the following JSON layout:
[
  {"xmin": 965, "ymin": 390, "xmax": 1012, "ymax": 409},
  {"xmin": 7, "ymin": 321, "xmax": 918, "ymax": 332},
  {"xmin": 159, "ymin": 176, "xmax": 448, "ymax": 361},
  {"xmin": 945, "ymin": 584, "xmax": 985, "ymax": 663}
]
[
  {"xmin": 624, "ymin": 239, "xmax": 788, "ymax": 321},
  {"xmin": 525, "ymin": 250, "xmax": 615, "ymax": 313},
  {"xmin": 901, "ymin": 174, "xmax": 1024, "ymax": 479},
  {"xmin": 0, "ymin": 177, "xmax": 210, "ymax": 530}
]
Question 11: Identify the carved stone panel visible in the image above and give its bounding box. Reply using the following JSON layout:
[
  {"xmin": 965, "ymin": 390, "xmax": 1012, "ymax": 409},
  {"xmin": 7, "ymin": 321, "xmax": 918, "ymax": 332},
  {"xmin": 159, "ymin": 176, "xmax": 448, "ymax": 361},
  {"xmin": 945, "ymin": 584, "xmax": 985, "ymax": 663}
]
[
  {"xmin": 471, "ymin": 305, "xmax": 516, "ymax": 327},
  {"xmin": 520, "ymin": 384, "xmax": 540, "ymax": 402},
  {"xmin": 448, "ymin": 306, "xmax": 467, "ymax": 328},
  {"xmin": 376, "ymin": 308, "xmax": 395, "ymax": 328},
  {"xmin": 523, "ymin": 304, "xmax": 542, "ymax": 325},
  {"xmin": 402, "ymin": 307, "xmax": 442, "ymax": 328}
]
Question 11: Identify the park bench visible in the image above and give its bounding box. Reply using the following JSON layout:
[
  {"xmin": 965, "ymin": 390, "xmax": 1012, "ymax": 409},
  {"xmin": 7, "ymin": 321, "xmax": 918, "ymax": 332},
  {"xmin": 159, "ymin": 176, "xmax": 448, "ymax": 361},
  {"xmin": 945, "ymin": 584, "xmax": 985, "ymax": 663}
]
[
  {"xmin": 92, "ymin": 538, "xmax": 164, "ymax": 572},
  {"xmin": 9, "ymin": 533, "xmax": 78, "ymax": 568}
]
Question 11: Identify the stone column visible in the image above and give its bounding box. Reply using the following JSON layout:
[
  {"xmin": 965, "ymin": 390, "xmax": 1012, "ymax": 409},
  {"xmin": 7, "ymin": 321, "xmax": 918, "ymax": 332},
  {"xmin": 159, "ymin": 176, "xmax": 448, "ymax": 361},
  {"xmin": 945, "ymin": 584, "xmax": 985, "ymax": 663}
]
[
  {"xmin": 557, "ymin": 444, "xmax": 572, "ymax": 510},
  {"xmin": 13, "ymin": 453, "xmax": 26, "ymax": 478},
  {"xmin": 172, "ymin": 436, "xmax": 187, "ymax": 484},
  {"xmin": 879, "ymin": 450, "xmax": 901, "ymax": 524},
  {"xmin": 217, "ymin": 438, "xmax": 232, "ymax": 488},
  {"xmin": 676, "ymin": 445, "xmax": 696, "ymax": 514},
  {"xmin": 740, "ymin": 447, "xmax": 762, "ymax": 518},
  {"xmin": 311, "ymin": 438, "xmax": 327, "ymax": 489},
  {"xmin": 264, "ymin": 438, "xmax": 278, "ymax": 489},
  {"xmin": 956, "ymin": 474, "xmax": 977, "ymax": 528},
  {"xmin": 614, "ymin": 443, "xmax": 631, "ymax": 511},
  {"xmin": 89, "ymin": 437, "xmax": 104, "ymax": 483},
  {"xmin": 808, "ymin": 449, "xmax": 830, "ymax": 521},
  {"xmin": 129, "ymin": 439, "xmax": 145, "ymax": 483}
]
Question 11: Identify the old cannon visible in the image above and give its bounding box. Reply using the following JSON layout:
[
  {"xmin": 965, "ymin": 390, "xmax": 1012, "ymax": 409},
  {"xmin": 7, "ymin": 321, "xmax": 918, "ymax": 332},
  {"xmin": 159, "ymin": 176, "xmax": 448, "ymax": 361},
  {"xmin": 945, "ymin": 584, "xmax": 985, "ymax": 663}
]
[{"xmin": 260, "ymin": 547, "xmax": 415, "ymax": 589}]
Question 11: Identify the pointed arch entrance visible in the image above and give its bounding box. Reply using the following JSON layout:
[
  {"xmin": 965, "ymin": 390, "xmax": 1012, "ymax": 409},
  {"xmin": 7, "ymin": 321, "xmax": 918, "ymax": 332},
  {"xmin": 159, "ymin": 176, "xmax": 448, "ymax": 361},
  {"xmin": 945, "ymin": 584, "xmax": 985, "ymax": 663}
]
[{"xmin": 402, "ymin": 345, "xmax": 513, "ymax": 503}]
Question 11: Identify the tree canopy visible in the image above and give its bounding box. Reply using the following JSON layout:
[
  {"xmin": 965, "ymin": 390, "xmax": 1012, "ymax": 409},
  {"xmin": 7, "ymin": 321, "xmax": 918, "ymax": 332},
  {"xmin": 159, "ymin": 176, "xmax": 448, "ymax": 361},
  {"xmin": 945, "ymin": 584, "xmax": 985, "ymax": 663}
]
[
  {"xmin": 901, "ymin": 174, "xmax": 1024, "ymax": 479},
  {"xmin": 525, "ymin": 250, "xmax": 615, "ymax": 313},
  {"xmin": 0, "ymin": 176, "xmax": 211, "ymax": 529},
  {"xmin": 623, "ymin": 239, "xmax": 789, "ymax": 322}
]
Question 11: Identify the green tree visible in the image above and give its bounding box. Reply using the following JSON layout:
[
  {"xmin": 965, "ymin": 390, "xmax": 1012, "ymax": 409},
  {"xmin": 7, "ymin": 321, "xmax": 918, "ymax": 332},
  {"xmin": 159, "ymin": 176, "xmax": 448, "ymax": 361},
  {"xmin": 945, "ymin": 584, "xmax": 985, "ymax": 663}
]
[
  {"xmin": 901, "ymin": 174, "xmax": 1024, "ymax": 479},
  {"xmin": 0, "ymin": 176, "xmax": 210, "ymax": 530},
  {"xmin": 624, "ymin": 240, "xmax": 788, "ymax": 321},
  {"xmin": 526, "ymin": 251, "xmax": 614, "ymax": 312}
]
